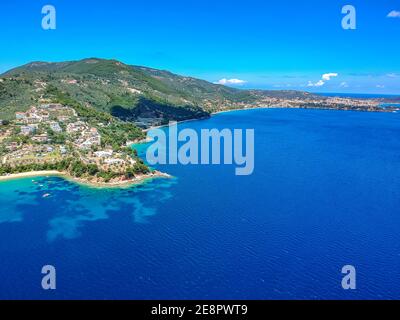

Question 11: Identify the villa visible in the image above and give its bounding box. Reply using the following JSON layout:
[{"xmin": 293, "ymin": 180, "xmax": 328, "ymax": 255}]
[
  {"xmin": 104, "ymin": 158, "xmax": 125, "ymax": 165},
  {"xmin": 49, "ymin": 121, "xmax": 63, "ymax": 133},
  {"xmin": 15, "ymin": 112, "xmax": 27, "ymax": 120},
  {"xmin": 31, "ymin": 134, "xmax": 49, "ymax": 143},
  {"xmin": 67, "ymin": 121, "xmax": 87, "ymax": 133},
  {"xmin": 94, "ymin": 150, "xmax": 113, "ymax": 158},
  {"xmin": 20, "ymin": 125, "xmax": 37, "ymax": 136}
]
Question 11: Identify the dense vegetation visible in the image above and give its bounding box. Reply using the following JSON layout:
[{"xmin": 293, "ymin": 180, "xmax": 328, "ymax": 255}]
[
  {"xmin": 0, "ymin": 157, "xmax": 150, "ymax": 182},
  {"xmin": 0, "ymin": 58, "xmax": 264, "ymax": 121}
]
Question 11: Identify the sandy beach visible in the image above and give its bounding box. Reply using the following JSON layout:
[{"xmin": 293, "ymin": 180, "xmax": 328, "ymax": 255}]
[
  {"xmin": 0, "ymin": 170, "xmax": 171, "ymax": 188},
  {"xmin": 0, "ymin": 171, "xmax": 64, "ymax": 182}
]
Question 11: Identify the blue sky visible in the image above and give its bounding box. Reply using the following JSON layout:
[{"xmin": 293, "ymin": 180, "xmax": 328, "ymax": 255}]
[{"xmin": 1, "ymin": 0, "xmax": 399, "ymax": 94}]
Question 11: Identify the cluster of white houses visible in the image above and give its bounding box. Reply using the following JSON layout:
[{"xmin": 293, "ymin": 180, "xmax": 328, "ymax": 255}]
[
  {"xmin": 16, "ymin": 104, "xmax": 70, "ymax": 142},
  {"xmin": 15, "ymin": 104, "xmax": 76, "ymax": 123},
  {"xmin": 66, "ymin": 121, "xmax": 101, "ymax": 150},
  {"xmin": 14, "ymin": 104, "xmax": 102, "ymax": 151},
  {"xmin": 1, "ymin": 103, "xmax": 136, "ymax": 171},
  {"xmin": 1, "ymin": 144, "xmax": 64, "ymax": 165}
]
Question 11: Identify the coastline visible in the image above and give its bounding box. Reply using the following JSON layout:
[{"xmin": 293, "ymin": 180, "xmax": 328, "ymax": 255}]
[
  {"xmin": 140, "ymin": 103, "xmax": 400, "ymax": 137},
  {"xmin": 138, "ymin": 107, "xmax": 279, "ymax": 137},
  {"xmin": 3, "ymin": 106, "xmax": 397, "ymax": 187},
  {"xmin": 143, "ymin": 116, "xmax": 210, "ymax": 133},
  {"xmin": 211, "ymin": 104, "xmax": 400, "ymax": 115},
  {"xmin": 0, "ymin": 171, "xmax": 64, "ymax": 182},
  {"xmin": 0, "ymin": 170, "xmax": 172, "ymax": 188},
  {"xmin": 137, "ymin": 107, "xmax": 278, "ymax": 141},
  {"xmin": 211, "ymin": 106, "xmax": 271, "ymax": 115}
]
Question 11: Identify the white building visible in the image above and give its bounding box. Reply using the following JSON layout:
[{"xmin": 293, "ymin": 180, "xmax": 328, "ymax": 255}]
[
  {"xmin": 104, "ymin": 158, "xmax": 125, "ymax": 165},
  {"xmin": 31, "ymin": 134, "xmax": 48, "ymax": 143},
  {"xmin": 67, "ymin": 121, "xmax": 87, "ymax": 133},
  {"xmin": 16, "ymin": 112, "xmax": 27, "ymax": 120},
  {"xmin": 94, "ymin": 150, "xmax": 113, "ymax": 158},
  {"xmin": 20, "ymin": 125, "xmax": 37, "ymax": 136},
  {"xmin": 49, "ymin": 121, "xmax": 63, "ymax": 133}
]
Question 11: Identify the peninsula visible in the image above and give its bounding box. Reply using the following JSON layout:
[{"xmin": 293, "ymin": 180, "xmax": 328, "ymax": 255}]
[
  {"xmin": 0, "ymin": 58, "xmax": 399, "ymax": 186},
  {"xmin": 0, "ymin": 102, "xmax": 167, "ymax": 186}
]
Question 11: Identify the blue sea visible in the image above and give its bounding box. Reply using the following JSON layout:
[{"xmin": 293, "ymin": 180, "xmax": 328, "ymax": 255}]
[{"xmin": 1, "ymin": 108, "xmax": 400, "ymax": 300}]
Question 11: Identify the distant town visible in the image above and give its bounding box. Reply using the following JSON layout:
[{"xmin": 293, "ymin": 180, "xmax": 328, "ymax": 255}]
[{"xmin": 212, "ymin": 95, "xmax": 400, "ymax": 114}]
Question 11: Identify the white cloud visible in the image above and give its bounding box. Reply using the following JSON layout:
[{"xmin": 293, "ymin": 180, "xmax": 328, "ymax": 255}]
[
  {"xmin": 387, "ymin": 10, "xmax": 400, "ymax": 18},
  {"xmin": 322, "ymin": 73, "xmax": 339, "ymax": 81},
  {"xmin": 387, "ymin": 73, "xmax": 398, "ymax": 78},
  {"xmin": 215, "ymin": 78, "xmax": 247, "ymax": 85},
  {"xmin": 376, "ymin": 84, "xmax": 385, "ymax": 89},
  {"xmin": 340, "ymin": 82, "xmax": 349, "ymax": 88},
  {"xmin": 307, "ymin": 73, "xmax": 338, "ymax": 87}
]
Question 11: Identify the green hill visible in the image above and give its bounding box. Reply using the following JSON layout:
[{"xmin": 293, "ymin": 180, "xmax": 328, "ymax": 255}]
[{"xmin": 0, "ymin": 58, "xmax": 319, "ymax": 124}]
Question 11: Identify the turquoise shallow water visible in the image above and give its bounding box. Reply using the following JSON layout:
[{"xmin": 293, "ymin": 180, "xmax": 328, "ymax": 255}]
[{"xmin": 1, "ymin": 108, "xmax": 400, "ymax": 299}]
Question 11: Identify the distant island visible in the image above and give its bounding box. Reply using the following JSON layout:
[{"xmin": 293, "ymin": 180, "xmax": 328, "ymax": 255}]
[{"xmin": 0, "ymin": 58, "xmax": 399, "ymax": 185}]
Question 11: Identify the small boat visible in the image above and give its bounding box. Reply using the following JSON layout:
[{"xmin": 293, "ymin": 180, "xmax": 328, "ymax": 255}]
[{"xmin": 42, "ymin": 193, "xmax": 51, "ymax": 198}]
